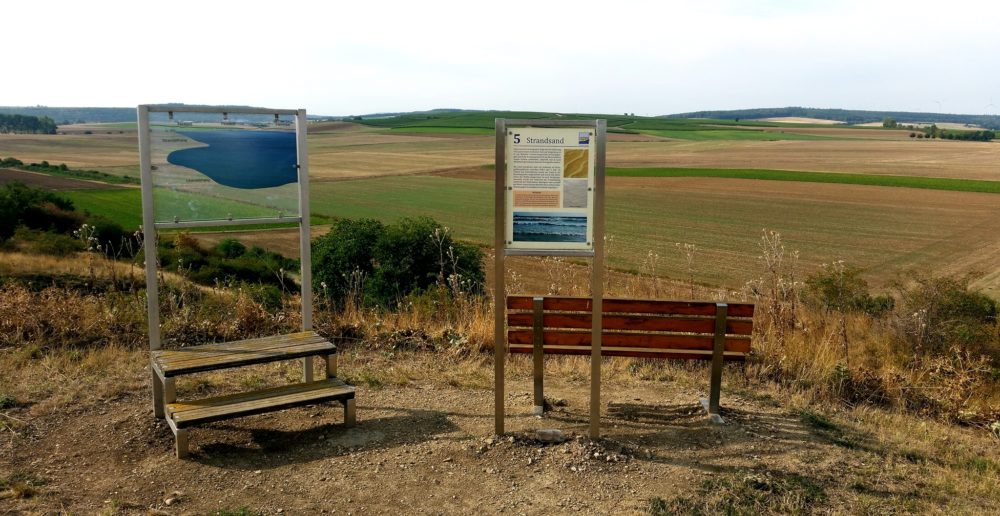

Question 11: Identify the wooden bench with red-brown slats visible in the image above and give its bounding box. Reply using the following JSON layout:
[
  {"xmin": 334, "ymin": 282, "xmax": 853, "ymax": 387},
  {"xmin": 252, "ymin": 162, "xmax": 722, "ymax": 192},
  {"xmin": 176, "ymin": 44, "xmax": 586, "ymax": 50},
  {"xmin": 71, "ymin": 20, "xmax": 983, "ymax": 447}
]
[{"xmin": 506, "ymin": 296, "xmax": 755, "ymax": 423}]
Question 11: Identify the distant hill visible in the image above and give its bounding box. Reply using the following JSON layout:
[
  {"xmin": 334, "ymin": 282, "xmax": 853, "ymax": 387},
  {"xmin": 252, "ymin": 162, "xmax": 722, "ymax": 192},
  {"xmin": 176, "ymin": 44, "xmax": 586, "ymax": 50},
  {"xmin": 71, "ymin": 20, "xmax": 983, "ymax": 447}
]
[{"xmin": 665, "ymin": 107, "xmax": 1000, "ymax": 129}]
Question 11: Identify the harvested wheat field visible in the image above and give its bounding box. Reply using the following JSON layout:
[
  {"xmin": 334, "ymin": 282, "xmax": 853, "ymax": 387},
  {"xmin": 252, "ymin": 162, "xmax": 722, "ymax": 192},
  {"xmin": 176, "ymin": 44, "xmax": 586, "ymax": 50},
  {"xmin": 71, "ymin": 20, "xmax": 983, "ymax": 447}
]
[{"xmin": 607, "ymin": 139, "xmax": 1000, "ymax": 180}]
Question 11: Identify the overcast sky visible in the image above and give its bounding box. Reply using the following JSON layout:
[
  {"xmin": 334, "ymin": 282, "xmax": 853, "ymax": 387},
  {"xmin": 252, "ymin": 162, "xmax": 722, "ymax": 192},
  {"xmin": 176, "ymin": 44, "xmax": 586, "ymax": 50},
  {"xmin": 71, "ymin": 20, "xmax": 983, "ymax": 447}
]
[{"xmin": 6, "ymin": 1, "xmax": 999, "ymax": 116}]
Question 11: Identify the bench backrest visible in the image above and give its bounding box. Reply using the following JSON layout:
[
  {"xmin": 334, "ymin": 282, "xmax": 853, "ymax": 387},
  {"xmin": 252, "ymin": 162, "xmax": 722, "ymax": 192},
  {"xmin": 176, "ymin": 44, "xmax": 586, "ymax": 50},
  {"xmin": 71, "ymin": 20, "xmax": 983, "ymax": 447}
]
[{"xmin": 506, "ymin": 296, "xmax": 755, "ymax": 361}]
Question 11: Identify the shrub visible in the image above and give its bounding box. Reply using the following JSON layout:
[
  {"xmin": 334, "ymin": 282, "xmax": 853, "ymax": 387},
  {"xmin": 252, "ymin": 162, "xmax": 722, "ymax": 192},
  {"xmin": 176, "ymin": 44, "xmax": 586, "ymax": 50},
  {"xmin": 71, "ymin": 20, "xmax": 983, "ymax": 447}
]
[
  {"xmin": 804, "ymin": 261, "xmax": 893, "ymax": 316},
  {"xmin": 892, "ymin": 273, "xmax": 998, "ymax": 357},
  {"xmin": 216, "ymin": 238, "xmax": 247, "ymax": 259},
  {"xmin": 0, "ymin": 182, "xmax": 77, "ymax": 240},
  {"xmin": 312, "ymin": 217, "xmax": 484, "ymax": 308}
]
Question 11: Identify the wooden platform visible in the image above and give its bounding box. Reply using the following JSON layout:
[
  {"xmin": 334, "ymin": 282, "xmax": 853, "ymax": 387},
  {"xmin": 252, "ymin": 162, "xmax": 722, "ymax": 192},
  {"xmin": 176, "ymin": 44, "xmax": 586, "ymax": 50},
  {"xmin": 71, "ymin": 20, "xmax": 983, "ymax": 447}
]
[{"xmin": 151, "ymin": 331, "xmax": 355, "ymax": 458}]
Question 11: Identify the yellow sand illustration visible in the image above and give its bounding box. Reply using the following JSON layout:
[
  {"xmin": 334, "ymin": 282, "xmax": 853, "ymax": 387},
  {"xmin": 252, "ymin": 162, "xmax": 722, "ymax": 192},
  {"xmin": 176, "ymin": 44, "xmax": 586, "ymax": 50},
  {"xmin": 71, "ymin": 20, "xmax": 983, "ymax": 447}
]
[{"xmin": 563, "ymin": 149, "xmax": 589, "ymax": 178}]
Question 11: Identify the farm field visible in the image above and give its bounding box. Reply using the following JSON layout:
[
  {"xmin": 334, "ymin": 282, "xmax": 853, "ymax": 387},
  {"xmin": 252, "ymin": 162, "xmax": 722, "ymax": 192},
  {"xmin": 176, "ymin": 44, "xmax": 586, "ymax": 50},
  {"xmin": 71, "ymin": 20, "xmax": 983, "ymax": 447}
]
[
  {"xmin": 3, "ymin": 115, "xmax": 999, "ymax": 298},
  {"xmin": 306, "ymin": 174, "xmax": 1000, "ymax": 297},
  {"xmin": 3, "ymin": 121, "xmax": 998, "ymax": 182}
]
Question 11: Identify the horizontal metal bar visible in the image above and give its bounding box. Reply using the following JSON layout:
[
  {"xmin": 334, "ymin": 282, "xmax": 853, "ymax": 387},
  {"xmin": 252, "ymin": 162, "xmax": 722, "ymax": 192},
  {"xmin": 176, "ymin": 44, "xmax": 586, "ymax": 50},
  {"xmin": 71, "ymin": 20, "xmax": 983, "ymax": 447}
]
[
  {"xmin": 154, "ymin": 216, "xmax": 302, "ymax": 229},
  {"xmin": 142, "ymin": 105, "xmax": 300, "ymax": 115},
  {"xmin": 502, "ymin": 118, "xmax": 600, "ymax": 128},
  {"xmin": 505, "ymin": 249, "xmax": 595, "ymax": 258}
]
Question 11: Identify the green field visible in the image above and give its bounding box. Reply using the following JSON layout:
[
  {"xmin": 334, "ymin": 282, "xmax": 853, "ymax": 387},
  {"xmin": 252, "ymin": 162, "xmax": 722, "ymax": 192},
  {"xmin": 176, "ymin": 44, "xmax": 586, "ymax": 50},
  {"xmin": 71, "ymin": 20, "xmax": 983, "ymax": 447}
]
[
  {"xmin": 62, "ymin": 189, "xmax": 326, "ymax": 231},
  {"xmin": 608, "ymin": 167, "xmax": 1000, "ymax": 194}
]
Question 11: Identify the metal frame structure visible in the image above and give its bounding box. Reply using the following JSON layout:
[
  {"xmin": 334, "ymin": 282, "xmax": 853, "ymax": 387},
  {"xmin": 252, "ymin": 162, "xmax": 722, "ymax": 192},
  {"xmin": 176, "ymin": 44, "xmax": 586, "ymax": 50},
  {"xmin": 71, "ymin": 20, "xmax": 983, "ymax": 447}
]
[
  {"xmin": 137, "ymin": 104, "xmax": 315, "ymax": 415},
  {"xmin": 493, "ymin": 118, "xmax": 606, "ymax": 437}
]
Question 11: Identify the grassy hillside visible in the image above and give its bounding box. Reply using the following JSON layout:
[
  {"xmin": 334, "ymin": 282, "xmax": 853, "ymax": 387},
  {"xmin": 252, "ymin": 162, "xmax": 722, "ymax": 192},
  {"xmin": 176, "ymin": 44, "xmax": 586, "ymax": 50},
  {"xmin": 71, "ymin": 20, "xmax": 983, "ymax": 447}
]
[{"xmin": 354, "ymin": 110, "xmax": 864, "ymax": 140}]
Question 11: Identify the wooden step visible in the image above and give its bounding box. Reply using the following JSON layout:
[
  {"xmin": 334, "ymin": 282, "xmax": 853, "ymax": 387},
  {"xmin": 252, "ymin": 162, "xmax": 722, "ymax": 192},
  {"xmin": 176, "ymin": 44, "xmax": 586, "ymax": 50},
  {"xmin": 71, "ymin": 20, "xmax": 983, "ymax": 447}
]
[
  {"xmin": 152, "ymin": 331, "xmax": 336, "ymax": 377},
  {"xmin": 166, "ymin": 378, "xmax": 355, "ymax": 429}
]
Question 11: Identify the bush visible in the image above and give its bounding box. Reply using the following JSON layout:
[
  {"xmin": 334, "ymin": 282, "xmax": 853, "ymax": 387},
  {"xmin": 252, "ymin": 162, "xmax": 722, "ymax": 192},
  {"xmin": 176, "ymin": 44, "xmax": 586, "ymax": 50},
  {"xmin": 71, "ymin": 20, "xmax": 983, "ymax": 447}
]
[
  {"xmin": 216, "ymin": 238, "xmax": 247, "ymax": 259},
  {"xmin": 892, "ymin": 273, "xmax": 998, "ymax": 357},
  {"xmin": 0, "ymin": 182, "xmax": 78, "ymax": 240},
  {"xmin": 312, "ymin": 217, "xmax": 484, "ymax": 308},
  {"xmin": 804, "ymin": 262, "xmax": 893, "ymax": 316}
]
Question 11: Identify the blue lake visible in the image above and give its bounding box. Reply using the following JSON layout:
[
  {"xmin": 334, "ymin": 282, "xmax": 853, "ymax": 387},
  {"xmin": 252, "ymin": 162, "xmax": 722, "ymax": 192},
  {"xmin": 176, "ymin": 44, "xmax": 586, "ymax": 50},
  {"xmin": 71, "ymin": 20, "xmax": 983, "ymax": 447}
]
[
  {"xmin": 513, "ymin": 212, "xmax": 587, "ymax": 243},
  {"xmin": 167, "ymin": 130, "xmax": 297, "ymax": 189}
]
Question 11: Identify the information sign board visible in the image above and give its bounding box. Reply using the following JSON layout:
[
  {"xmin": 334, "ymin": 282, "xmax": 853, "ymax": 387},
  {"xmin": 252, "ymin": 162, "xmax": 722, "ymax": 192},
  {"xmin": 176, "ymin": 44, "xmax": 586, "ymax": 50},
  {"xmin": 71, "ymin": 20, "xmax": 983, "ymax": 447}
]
[{"xmin": 505, "ymin": 126, "xmax": 595, "ymax": 251}]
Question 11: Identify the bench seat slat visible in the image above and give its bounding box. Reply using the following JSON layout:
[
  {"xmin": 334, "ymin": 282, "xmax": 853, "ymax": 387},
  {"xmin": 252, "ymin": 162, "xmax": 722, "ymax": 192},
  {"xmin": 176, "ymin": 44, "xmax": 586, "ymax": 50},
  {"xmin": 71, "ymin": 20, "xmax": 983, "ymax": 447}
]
[
  {"xmin": 155, "ymin": 335, "xmax": 329, "ymax": 367},
  {"xmin": 152, "ymin": 332, "xmax": 335, "ymax": 377},
  {"xmin": 507, "ymin": 296, "xmax": 755, "ymax": 317},
  {"xmin": 155, "ymin": 331, "xmax": 323, "ymax": 358},
  {"xmin": 507, "ymin": 313, "xmax": 753, "ymax": 335},
  {"xmin": 508, "ymin": 329, "xmax": 751, "ymax": 353},
  {"xmin": 509, "ymin": 344, "xmax": 746, "ymax": 361},
  {"xmin": 166, "ymin": 378, "xmax": 355, "ymax": 428}
]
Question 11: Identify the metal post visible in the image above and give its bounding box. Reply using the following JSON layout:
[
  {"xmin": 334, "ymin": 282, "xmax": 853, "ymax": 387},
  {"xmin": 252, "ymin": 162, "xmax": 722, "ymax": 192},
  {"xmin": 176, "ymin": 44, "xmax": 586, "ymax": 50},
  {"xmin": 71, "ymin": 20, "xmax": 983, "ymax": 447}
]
[
  {"xmin": 702, "ymin": 302, "xmax": 728, "ymax": 424},
  {"xmin": 138, "ymin": 106, "xmax": 163, "ymax": 416},
  {"xmin": 590, "ymin": 120, "xmax": 606, "ymax": 438},
  {"xmin": 296, "ymin": 109, "xmax": 314, "ymax": 383},
  {"xmin": 532, "ymin": 296, "xmax": 545, "ymax": 415},
  {"xmin": 493, "ymin": 118, "xmax": 507, "ymax": 435}
]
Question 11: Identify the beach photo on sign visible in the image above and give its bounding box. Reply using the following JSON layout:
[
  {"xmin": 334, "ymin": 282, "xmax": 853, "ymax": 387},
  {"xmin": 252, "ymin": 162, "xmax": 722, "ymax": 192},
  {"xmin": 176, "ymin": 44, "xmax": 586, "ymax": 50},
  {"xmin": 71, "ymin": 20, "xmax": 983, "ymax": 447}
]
[
  {"xmin": 563, "ymin": 148, "xmax": 588, "ymax": 178},
  {"xmin": 562, "ymin": 179, "xmax": 588, "ymax": 208},
  {"xmin": 512, "ymin": 211, "xmax": 587, "ymax": 243}
]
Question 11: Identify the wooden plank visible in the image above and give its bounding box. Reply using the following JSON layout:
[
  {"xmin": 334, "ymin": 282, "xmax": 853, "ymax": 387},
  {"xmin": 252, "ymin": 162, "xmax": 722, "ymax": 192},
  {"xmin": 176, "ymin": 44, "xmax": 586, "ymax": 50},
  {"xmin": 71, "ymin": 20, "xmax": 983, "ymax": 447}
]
[
  {"xmin": 156, "ymin": 336, "xmax": 331, "ymax": 366},
  {"xmin": 155, "ymin": 342, "xmax": 336, "ymax": 377},
  {"xmin": 507, "ymin": 313, "xmax": 753, "ymax": 335},
  {"xmin": 154, "ymin": 333, "xmax": 328, "ymax": 363},
  {"xmin": 508, "ymin": 329, "xmax": 752, "ymax": 353},
  {"xmin": 158, "ymin": 342, "xmax": 336, "ymax": 376},
  {"xmin": 508, "ymin": 344, "xmax": 746, "ymax": 361},
  {"xmin": 154, "ymin": 331, "xmax": 321, "ymax": 357},
  {"xmin": 507, "ymin": 296, "xmax": 754, "ymax": 317},
  {"xmin": 167, "ymin": 378, "xmax": 355, "ymax": 428},
  {"xmin": 154, "ymin": 336, "xmax": 332, "ymax": 368}
]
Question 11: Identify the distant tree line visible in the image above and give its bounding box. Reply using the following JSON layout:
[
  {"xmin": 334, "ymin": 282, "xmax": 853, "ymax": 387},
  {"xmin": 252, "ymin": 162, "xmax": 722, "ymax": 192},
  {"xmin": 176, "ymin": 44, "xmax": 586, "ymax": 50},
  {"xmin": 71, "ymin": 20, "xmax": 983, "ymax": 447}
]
[
  {"xmin": 0, "ymin": 114, "xmax": 57, "ymax": 134},
  {"xmin": 910, "ymin": 125, "xmax": 996, "ymax": 141}
]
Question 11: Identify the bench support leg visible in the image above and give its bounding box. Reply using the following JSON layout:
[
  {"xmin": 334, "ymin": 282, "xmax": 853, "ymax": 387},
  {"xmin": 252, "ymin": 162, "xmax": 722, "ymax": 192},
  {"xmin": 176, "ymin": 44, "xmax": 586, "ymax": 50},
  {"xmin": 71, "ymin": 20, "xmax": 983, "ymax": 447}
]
[
  {"xmin": 152, "ymin": 367, "xmax": 165, "ymax": 419},
  {"xmin": 303, "ymin": 357, "xmax": 314, "ymax": 383},
  {"xmin": 164, "ymin": 377, "xmax": 176, "ymax": 405},
  {"xmin": 701, "ymin": 303, "xmax": 728, "ymax": 425},
  {"xmin": 344, "ymin": 398, "xmax": 356, "ymax": 427},
  {"xmin": 325, "ymin": 354, "xmax": 338, "ymax": 378},
  {"xmin": 532, "ymin": 297, "xmax": 545, "ymax": 416},
  {"xmin": 175, "ymin": 429, "xmax": 189, "ymax": 459}
]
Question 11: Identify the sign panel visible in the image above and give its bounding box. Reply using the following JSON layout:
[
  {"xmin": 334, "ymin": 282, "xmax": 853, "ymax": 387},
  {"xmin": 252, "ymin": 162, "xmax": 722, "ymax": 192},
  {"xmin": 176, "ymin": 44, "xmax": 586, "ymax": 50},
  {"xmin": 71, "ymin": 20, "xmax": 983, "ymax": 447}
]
[
  {"xmin": 149, "ymin": 112, "xmax": 300, "ymax": 223},
  {"xmin": 505, "ymin": 126, "xmax": 595, "ymax": 251}
]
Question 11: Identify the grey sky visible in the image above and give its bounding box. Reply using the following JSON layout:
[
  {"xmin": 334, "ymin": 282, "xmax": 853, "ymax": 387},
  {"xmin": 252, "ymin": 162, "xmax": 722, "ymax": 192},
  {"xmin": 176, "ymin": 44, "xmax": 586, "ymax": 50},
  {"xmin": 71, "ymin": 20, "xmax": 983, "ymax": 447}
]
[{"xmin": 6, "ymin": 0, "xmax": 999, "ymax": 116}]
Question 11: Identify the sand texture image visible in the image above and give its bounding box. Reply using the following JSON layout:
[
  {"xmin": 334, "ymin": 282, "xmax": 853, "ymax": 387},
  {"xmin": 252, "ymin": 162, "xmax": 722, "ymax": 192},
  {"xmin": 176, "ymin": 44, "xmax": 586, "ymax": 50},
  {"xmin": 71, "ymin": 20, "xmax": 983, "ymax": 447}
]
[
  {"xmin": 563, "ymin": 148, "xmax": 589, "ymax": 178},
  {"xmin": 562, "ymin": 179, "xmax": 588, "ymax": 208}
]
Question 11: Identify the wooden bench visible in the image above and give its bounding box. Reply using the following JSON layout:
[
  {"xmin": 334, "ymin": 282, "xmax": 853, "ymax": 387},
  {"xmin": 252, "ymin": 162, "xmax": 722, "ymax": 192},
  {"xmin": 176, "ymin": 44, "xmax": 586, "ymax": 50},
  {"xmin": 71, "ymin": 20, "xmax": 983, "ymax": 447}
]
[
  {"xmin": 506, "ymin": 296, "xmax": 754, "ymax": 423},
  {"xmin": 151, "ymin": 331, "xmax": 355, "ymax": 458}
]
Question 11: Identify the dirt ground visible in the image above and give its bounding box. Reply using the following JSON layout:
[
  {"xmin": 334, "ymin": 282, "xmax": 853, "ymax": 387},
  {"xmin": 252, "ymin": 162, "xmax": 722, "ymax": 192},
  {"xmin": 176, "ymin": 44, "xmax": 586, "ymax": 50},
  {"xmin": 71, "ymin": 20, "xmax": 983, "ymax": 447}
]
[{"xmin": 3, "ymin": 354, "xmax": 995, "ymax": 515}]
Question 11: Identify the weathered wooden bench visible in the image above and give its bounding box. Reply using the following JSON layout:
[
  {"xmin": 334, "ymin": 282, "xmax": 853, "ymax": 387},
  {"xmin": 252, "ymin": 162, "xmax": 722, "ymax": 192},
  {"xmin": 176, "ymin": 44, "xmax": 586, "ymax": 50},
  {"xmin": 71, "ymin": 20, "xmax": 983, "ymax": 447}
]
[
  {"xmin": 151, "ymin": 331, "xmax": 355, "ymax": 458},
  {"xmin": 506, "ymin": 296, "xmax": 754, "ymax": 423}
]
